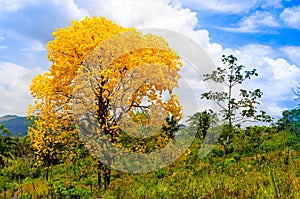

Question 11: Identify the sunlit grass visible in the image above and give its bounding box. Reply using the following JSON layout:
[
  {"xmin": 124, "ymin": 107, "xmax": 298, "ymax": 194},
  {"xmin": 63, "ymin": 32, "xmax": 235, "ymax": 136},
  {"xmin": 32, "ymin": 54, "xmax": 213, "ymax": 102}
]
[{"xmin": 0, "ymin": 130, "xmax": 299, "ymax": 199}]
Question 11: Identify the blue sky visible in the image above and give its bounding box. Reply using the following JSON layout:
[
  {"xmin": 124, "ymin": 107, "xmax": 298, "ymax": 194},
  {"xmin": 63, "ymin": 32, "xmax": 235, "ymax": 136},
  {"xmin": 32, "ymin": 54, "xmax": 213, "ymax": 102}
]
[
  {"xmin": 0, "ymin": 0, "xmax": 299, "ymax": 121},
  {"xmin": 187, "ymin": 1, "xmax": 300, "ymax": 48}
]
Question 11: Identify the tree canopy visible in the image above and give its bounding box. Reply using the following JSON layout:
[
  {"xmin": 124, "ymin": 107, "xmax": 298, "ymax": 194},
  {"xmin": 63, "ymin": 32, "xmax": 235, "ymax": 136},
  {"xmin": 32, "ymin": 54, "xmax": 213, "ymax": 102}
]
[{"xmin": 27, "ymin": 16, "xmax": 183, "ymax": 173}]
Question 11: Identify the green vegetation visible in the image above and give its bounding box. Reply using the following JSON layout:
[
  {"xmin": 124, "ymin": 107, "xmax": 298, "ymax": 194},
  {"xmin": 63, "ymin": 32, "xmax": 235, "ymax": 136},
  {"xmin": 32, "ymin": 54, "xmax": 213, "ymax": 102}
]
[
  {"xmin": 0, "ymin": 124, "xmax": 299, "ymax": 198},
  {"xmin": 200, "ymin": 54, "xmax": 272, "ymax": 172}
]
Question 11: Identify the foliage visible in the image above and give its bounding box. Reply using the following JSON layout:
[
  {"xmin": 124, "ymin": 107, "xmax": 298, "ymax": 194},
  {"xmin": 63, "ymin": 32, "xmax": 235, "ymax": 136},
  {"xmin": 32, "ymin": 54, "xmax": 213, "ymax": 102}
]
[
  {"xmin": 27, "ymin": 17, "xmax": 129, "ymax": 169},
  {"xmin": 0, "ymin": 125, "xmax": 29, "ymax": 169},
  {"xmin": 201, "ymin": 55, "xmax": 272, "ymax": 128},
  {"xmin": 0, "ymin": 125, "xmax": 14, "ymax": 168},
  {"xmin": 72, "ymin": 26, "xmax": 183, "ymax": 152},
  {"xmin": 187, "ymin": 109, "xmax": 217, "ymax": 139},
  {"xmin": 277, "ymin": 108, "xmax": 300, "ymax": 137},
  {"xmin": 28, "ymin": 16, "xmax": 183, "ymax": 187}
]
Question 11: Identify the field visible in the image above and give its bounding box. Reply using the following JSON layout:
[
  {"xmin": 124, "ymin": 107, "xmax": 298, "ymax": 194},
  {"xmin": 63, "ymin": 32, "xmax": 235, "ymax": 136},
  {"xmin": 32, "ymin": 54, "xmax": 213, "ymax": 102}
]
[{"xmin": 0, "ymin": 126, "xmax": 299, "ymax": 199}]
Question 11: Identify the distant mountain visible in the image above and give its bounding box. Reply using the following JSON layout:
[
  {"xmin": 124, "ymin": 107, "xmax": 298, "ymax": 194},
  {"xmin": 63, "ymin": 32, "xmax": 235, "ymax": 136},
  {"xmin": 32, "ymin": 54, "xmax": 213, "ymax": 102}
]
[{"xmin": 0, "ymin": 115, "xmax": 28, "ymax": 137}]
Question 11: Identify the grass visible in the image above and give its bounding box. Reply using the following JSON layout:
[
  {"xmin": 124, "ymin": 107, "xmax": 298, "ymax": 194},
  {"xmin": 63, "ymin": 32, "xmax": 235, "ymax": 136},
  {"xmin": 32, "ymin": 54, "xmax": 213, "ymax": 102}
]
[{"xmin": 0, "ymin": 130, "xmax": 299, "ymax": 199}]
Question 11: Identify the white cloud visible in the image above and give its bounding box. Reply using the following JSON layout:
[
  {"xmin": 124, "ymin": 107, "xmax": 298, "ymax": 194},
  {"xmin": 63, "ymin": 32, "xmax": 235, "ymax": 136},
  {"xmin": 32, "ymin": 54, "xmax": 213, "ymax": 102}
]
[
  {"xmin": 221, "ymin": 11, "xmax": 279, "ymax": 33},
  {"xmin": 223, "ymin": 44, "xmax": 276, "ymax": 77},
  {"xmin": 0, "ymin": 0, "xmax": 89, "ymax": 43},
  {"xmin": 264, "ymin": 103, "xmax": 286, "ymax": 118},
  {"xmin": 280, "ymin": 5, "xmax": 300, "ymax": 29},
  {"xmin": 228, "ymin": 44, "xmax": 300, "ymax": 87},
  {"xmin": 75, "ymin": 0, "xmax": 197, "ymax": 31},
  {"xmin": 21, "ymin": 41, "xmax": 46, "ymax": 52},
  {"xmin": 223, "ymin": 44, "xmax": 300, "ymax": 119},
  {"xmin": 0, "ymin": 62, "xmax": 42, "ymax": 116},
  {"xmin": 0, "ymin": 0, "xmax": 88, "ymax": 18},
  {"xmin": 51, "ymin": 0, "xmax": 89, "ymax": 20},
  {"xmin": 264, "ymin": 57, "xmax": 300, "ymax": 81},
  {"xmin": 74, "ymin": 0, "xmax": 222, "ymax": 60},
  {"xmin": 280, "ymin": 46, "xmax": 300, "ymax": 65},
  {"xmin": 0, "ymin": 0, "xmax": 35, "ymax": 14}
]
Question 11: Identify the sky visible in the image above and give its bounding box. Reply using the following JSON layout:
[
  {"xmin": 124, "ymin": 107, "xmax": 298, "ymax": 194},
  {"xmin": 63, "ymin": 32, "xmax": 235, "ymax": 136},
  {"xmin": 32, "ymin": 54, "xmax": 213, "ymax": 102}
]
[{"xmin": 0, "ymin": 0, "xmax": 299, "ymax": 122}]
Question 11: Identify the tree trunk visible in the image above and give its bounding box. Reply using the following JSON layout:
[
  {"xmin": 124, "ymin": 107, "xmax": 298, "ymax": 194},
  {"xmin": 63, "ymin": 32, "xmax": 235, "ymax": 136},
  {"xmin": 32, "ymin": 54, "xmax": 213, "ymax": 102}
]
[
  {"xmin": 97, "ymin": 161, "xmax": 102, "ymax": 189},
  {"xmin": 221, "ymin": 144, "xmax": 226, "ymax": 173},
  {"xmin": 104, "ymin": 166, "xmax": 111, "ymax": 190},
  {"xmin": 45, "ymin": 167, "xmax": 49, "ymax": 181},
  {"xmin": 221, "ymin": 135, "xmax": 230, "ymax": 172}
]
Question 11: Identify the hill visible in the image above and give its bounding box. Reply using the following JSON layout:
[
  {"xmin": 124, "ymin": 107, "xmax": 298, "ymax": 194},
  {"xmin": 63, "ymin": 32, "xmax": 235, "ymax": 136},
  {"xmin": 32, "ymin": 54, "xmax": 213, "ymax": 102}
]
[{"xmin": 0, "ymin": 115, "xmax": 28, "ymax": 137}]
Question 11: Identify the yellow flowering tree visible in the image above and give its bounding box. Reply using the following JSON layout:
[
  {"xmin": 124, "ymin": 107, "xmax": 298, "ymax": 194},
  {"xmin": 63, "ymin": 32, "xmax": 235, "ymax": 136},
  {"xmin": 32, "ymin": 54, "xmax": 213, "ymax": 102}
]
[{"xmin": 28, "ymin": 16, "xmax": 183, "ymax": 186}]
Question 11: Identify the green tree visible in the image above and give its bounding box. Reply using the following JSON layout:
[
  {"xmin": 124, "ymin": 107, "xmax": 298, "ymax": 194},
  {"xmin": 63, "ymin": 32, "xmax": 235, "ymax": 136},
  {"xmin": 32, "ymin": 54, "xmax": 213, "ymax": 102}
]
[
  {"xmin": 0, "ymin": 125, "xmax": 17, "ymax": 168},
  {"xmin": 277, "ymin": 109, "xmax": 300, "ymax": 137},
  {"xmin": 187, "ymin": 110, "xmax": 217, "ymax": 139},
  {"xmin": 162, "ymin": 116, "xmax": 183, "ymax": 141},
  {"xmin": 201, "ymin": 55, "xmax": 272, "ymax": 171}
]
